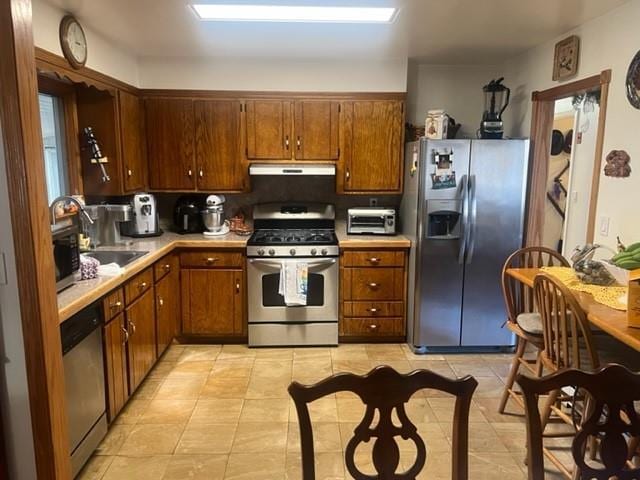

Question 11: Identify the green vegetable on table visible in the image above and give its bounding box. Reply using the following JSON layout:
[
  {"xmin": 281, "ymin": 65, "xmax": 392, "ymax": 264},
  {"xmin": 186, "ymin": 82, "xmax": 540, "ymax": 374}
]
[{"xmin": 611, "ymin": 241, "xmax": 640, "ymax": 270}]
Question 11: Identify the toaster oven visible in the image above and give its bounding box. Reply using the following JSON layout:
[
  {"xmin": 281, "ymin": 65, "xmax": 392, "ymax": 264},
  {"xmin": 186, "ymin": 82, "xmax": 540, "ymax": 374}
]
[{"xmin": 347, "ymin": 208, "xmax": 396, "ymax": 235}]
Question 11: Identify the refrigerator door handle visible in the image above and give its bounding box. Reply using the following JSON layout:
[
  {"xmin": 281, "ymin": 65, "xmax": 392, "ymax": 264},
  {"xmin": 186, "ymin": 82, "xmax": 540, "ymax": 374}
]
[
  {"xmin": 457, "ymin": 174, "xmax": 469, "ymax": 265},
  {"xmin": 466, "ymin": 174, "xmax": 478, "ymax": 264}
]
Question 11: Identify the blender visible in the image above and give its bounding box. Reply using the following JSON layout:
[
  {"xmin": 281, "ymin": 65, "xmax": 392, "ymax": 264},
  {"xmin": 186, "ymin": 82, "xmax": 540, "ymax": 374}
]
[
  {"xmin": 480, "ymin": 77, "xmax": 510, "ymax": 139},
  {"xmin": 201, "ymin": 194, "xmax": 229, "ymax": 236}
]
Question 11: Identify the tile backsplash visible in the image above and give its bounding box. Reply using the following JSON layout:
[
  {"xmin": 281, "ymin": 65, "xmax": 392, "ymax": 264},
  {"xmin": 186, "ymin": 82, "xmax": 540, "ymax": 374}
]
[{"xmin": 156, "ymin": 176, "xmax": 400, "ymax": 229}]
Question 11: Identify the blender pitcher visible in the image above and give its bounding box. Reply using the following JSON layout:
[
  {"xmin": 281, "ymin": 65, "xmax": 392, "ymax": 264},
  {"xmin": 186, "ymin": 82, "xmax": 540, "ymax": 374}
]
[{"xmin": 480, "ymin": 77, "xmax": 510, "ymax": 139}]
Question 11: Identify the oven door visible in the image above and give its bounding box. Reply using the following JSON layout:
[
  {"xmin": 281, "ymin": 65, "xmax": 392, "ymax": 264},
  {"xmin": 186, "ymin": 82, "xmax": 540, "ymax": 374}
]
[{"xmin": 247, "ymin": 257, "xmax": 338, "ymax": 323}]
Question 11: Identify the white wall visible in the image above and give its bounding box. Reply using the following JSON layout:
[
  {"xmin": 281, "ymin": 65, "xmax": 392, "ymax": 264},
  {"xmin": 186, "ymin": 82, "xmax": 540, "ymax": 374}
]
[
  {"xmin": 139, "ymin": 57, "xmax": 408, "ymax": 92},
  {"xmin": 406, "ymin": 63, "xmax": 500, "ymax": 138},
  {"xmin": 502, "ymin": 0, "xmax": 640, "ymax": 250},
  {"xmin": 0, "ymin": 121, "xmax": 38, "ymax": 479},
  {"xmin": 32, "ymin": 0, "xmax": 140, "ymax": 86}
]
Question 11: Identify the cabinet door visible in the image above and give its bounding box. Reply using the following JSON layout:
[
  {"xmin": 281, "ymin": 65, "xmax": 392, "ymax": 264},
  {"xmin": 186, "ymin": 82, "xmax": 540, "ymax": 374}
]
[
  {"xmin": 294, "ymin": 100, "xmax": 339, "ymax": 160},
  {"xmin": 126, "ymin": 289, "xmax": 156, "ymax": 393},
  {"xmin": 103, "ymin": 313, "xmax": 129, "ymax": 421},
  {"xmin": 145, "ymin": 98, "xmax": 195, "ymax": 190},
  {"xmin": 245, "ymin": 100, "xmax": 292, "ymax": 159},
  {"xmin": 119, "ymin": 91, "xmax": 147, "ymax": 192},
  {"xmin": 195, "ymin": 100, "xmax": 246, "ymax": 191},
  {"xmin": 156, "ymin": 267, "xmax": 180, "ymax": 355},
  {"xmin": 182, "ymin": 269, "xmax": 243, "ymax": 335},
  {"xmin": 340, "ymin": 100, "xmax": 403, "ymax": 193}
]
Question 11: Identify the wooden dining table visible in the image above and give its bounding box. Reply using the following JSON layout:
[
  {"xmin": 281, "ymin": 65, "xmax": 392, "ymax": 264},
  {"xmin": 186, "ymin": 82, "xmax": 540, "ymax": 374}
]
[{"xmin": 506, "ymin": 267, "xmax": 640, "ymax": 352}]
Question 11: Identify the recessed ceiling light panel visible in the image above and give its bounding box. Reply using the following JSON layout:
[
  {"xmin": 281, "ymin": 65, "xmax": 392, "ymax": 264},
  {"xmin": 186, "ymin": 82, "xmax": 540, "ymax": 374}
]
[{"xmin": 191, "ymin": 4, "xmax": 397, "ymax": 23}]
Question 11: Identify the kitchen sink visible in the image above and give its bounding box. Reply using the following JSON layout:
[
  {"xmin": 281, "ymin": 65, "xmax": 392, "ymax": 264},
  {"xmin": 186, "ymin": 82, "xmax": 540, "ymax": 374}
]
[{"xmin": 83, "ymin": 250, "xmax": 148, "ymax": 267}]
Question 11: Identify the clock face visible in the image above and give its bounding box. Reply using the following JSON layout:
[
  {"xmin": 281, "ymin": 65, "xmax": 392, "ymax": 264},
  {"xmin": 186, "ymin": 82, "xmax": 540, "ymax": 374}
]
[{"xmin": 60, "ymin": 16, "xmax": 87, "ymax": 68}]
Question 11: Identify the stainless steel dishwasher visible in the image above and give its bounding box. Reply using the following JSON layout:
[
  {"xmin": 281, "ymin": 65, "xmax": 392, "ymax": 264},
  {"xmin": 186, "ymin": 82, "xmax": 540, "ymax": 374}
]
[{"xmin": 61, "ymin": 302, "xmax": 108, "ymax": 478}]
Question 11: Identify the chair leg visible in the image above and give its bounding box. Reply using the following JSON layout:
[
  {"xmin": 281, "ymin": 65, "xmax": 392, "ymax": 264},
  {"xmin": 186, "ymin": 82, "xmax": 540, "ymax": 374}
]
[{"xmin": 498, "ymin": 337, "xmax": 527, "ymax": 413}]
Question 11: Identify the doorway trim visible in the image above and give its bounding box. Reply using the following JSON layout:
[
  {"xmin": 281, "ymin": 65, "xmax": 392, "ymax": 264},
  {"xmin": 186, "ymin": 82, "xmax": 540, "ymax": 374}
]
[{"xmin": 525, "ymin": 69, "xmax": 611, "ymax": 247}]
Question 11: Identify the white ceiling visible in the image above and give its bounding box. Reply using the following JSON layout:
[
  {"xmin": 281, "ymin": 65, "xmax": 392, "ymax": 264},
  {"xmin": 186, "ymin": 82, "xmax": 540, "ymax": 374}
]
[{"xmin": 43, "ymin": 0, "xmax": 629, "ymax": 63}]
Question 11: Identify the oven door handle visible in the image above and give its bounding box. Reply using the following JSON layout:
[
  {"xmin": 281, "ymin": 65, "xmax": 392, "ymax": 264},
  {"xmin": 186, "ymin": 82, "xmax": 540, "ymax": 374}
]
[{"xmin": 248, "ymin": 258, "xmax": 337, "ymax": 269}]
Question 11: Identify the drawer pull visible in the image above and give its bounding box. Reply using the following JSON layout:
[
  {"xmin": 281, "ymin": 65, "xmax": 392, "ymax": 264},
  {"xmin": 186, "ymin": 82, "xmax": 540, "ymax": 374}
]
[
  {"xmin": 139, "ymin": 282, "xmax": 147, "ymax": 289},
  {"xmin": 129, "ymin": 320, "xmax": 136, "ymax": 334},
  {"xmin": 206, "ymin": 257, "xmax": 218, "ymax": 265},
  {"xmin": 369, "ymin": 324, "xmax": 378, "ymax": 331},
  {"xmin": 368, "ymin": 257, "xmax": 380, "ymax": 264},
  {"xmin": 368, "ymin": 283, "xmax": 379, "ymax": 289},
  {"xmin": 121, "ymin": 326, "xmax": 129, "ymax": 344},
  {"xmin": 367, "ymin": 308, "xmax": 379, "ymax": 313},
  {"xmin": 236, "ymin": 281, "xmax": 240, "ymax": 294},
  {"xmin": 110, "ymin": 301, "xmax": 122, "ymax": 310}
]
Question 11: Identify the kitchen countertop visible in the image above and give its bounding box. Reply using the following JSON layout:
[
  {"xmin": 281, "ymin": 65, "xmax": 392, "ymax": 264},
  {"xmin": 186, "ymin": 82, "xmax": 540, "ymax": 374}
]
[{"xmin": 58, "ymin": 226, "xmax": 411, "ymax": 323}]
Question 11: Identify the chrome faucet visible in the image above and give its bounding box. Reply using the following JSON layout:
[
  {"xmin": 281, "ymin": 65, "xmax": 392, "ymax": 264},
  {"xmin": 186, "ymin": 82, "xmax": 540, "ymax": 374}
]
[{"xmin": 50, "ymin": 196, "xmax": 95, "ymax": 225}]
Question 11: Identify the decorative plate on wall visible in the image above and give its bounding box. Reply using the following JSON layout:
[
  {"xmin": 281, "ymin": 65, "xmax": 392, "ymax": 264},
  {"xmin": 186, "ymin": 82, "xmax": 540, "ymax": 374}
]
[
  {"xmin": 626, "ymin": 50, "xmax": 640, "ymax": 109},
  {"xmin": 552, "ymin": 35, "xmax": 580, "ymax": 81}
]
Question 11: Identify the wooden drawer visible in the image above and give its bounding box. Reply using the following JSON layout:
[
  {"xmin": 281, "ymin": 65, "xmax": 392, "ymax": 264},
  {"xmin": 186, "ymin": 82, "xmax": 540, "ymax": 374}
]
[
  {"xmin": 125, "ymin": 268, "xmax": 153, "ymax": 304},
  {"xmin": 103, "ymin": 288, "xmax": 125, "ymax": 321},
  {"xmin": 180, "ymin": 251, "xmax": 244, "ymax": 269},
  {"xmin": 343, "ymin": 267, "xmax": 404, "ymax": 301},
  {"xmin": 342, "ymin": 250, "xmax": 405, "ymax": 268},
  {"xmin": 343, "ymin": 301, "xmax": 404, "ymax": 318},
  {"xmin": 342, "ymin": 317, "xmax": 404, "ymax": 336},
  {"xmin": 154, "ymin": 253, "xmax": 179, "ymax": 282}
]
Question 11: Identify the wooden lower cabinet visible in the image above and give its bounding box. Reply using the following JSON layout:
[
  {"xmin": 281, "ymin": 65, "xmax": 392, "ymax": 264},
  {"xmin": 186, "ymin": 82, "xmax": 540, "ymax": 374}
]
[
  {"xmin": 126, "ymin": 288, "xmax": 156, "ymax": 393},
  {"xmin": 103, "ymin": 313, "xmax": 129, "ymax": 421},
  {"xmin": 340, "ymin": 248, "xmax": 408, "ymax": 341},
  {"xmin": 155, "ymin": 264, "xmax": 180, "ymax": 355},
  {"xmin": 181, "ymin": 268, "xmax": 244, "ymax": 336}
]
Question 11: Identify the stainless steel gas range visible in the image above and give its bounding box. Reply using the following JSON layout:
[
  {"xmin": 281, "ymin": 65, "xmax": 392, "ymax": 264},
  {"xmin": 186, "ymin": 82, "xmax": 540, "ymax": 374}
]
[{"xmin": 247, "ymin": 204, "xmax": 339, "ymax": 347}]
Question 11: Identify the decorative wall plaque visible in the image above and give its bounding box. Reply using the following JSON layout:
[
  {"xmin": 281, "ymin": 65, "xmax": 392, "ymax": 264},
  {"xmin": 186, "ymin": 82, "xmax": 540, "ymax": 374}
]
[
  {"xmin": 553, "ymin": 35, "xmax": 580, "ymax": 81},
  {"xmin": 604, "ymin": 150, "xmax": 631, "ymax": 178}
]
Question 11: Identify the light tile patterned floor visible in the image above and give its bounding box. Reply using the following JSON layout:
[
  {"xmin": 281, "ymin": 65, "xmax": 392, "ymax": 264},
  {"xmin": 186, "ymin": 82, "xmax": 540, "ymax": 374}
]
[{"xmin": 78, "ymin": 343, "xmax": 570, "ymax": 479}]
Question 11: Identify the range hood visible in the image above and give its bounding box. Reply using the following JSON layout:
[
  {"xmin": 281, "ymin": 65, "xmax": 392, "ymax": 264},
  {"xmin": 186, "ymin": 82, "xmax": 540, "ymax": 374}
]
[{"xmin": 249, "ymin": 163, "xmax": 335, "ymax": 176}]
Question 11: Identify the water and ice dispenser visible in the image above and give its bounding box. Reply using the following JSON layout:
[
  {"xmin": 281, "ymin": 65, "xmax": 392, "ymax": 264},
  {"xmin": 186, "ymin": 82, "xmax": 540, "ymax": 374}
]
[{"xmin": 426, "ymin": 200, "xmax": 462, "ymax": 239}]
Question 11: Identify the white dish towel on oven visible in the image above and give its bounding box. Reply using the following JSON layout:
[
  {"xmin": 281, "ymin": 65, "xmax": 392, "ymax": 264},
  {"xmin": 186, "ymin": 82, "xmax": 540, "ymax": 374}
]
[{"xmin": 278, "ymin": 260, "xmax": 308, "ymax": 306}]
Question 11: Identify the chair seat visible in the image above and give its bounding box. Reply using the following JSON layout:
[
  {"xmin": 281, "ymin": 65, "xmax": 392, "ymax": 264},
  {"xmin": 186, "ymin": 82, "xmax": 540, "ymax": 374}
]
[{"xmin": 517, "ymin": 312, "xmax": 543, "ymax": 336}]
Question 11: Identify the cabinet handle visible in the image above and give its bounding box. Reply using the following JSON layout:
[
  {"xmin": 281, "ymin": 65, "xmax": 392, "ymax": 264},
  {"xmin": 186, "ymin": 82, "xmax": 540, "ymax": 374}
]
[
  {"xmin": 369, "ymin": 324, "xmax": 379, "ymax": 331},
  {"xmin": 129, "ymin": 320, "xmax": 136, "ymax": 335},
  {"xmin": 205, "ymin": 257, "xmax": 218, "ymax": 265},
  {"xmin": 367, "ymin": 308, "xmax": 379, "ymax": 313},
  {"xmin": 139, "ymin": 282, "xmax": 147, "ymax": 289},
  {"xmin": 110, "ymin": 300, "xmax": 122, "ymax": 310},
  {"xmin": 127, "ymin": 168, "xmax": 132, "ymax": 177},
  {"xmin": 296, "ymin": 136, "xmax": 301, "ymax": 150},
  {"xmin": 187, "ymin": 169, "xmax": 193, "ymax": 177},
  {"xmin": 368, "ymin": 282, "xmax": 379, "ymax": 289},
  {"xmin": 164, "ymin": 264, "xmax": 171, "ymax": 271},
  {"xmin": 121, "ymin": 326, "xmax": 129, "ymax": 344},
  {"xmin": 158, "ymin": 296, "xmax": 164, "ymax": 307},
  {"xmin": 284, "ymin": 135, "xmax": 290, "ymax": 150},
  {"xmin": 236, "ymin": 280, "xmax": 240, "ymax": 294},
  {"xmin": 345, "ymin": 169, "xmax": 350, "ymax": 181},
  {"xmin": 368, "ymin": 257, "xmax": 380, "ymax": 264},
  {"xmin": 199, "ymin": 169, "xmax": 204, "ymax": 178}
]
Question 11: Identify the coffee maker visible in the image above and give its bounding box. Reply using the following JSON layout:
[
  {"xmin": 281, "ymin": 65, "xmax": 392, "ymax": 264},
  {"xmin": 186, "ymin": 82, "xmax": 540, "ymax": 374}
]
[
  {"xmin": 121, "ymin": 193, "xmax": 162, "ymax": 237},
  {"xmin": 480, "ymin": 77, "xmax": 510, "ymax": 139}
]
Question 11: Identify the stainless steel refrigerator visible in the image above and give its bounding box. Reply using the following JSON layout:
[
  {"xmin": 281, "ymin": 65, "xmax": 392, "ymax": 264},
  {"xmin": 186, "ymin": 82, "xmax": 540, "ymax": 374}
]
[{"xmin": 400, "ymin": 138, "xmax": 529, "ymax": 351}]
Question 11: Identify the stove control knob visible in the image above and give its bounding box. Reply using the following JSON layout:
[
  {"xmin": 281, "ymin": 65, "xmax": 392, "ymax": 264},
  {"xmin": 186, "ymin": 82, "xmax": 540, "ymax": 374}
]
[
  {"xmin": 257, "ymin": 248, "xmax": 265, "ymax": 256},
  {"xmin": 290, "ymin": 249, "xmax": 296, "ymax": 256},
  {"xmin": 268, "ymin": 249, "xmax": 276, "ymax": 256},
  {"xmin": 310, "ymin": 248, "xmax": 317, "ymax": 256},
  {"xmin": 321, "ymin": 248, "xmax": 328, "ymax": 256}
]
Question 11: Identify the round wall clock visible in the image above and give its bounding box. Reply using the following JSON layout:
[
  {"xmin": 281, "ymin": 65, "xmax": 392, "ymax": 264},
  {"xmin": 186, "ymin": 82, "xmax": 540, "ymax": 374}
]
[
  {"xmin": 627, "ymin": 50, "xmax": 640, "ymax": 109},
  {"xmin": 59, "ymin": 15, "xmax": 87, "ymax": 69}
]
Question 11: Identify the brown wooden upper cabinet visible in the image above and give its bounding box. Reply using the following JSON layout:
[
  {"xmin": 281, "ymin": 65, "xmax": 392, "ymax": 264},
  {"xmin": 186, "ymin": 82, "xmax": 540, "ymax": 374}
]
[
  {"xmin": 338, "ymin": 100, "xmax": 404, "ymax": 194},
  {"xmin": 195, "ymin": 100, "xmax": 246, "ymax": 191},
  {"xmin": 245, "ymin": 100, "xmax": 293, "ymax": 160},
  {"xmin": 145, "ymin": 97, "xmax": 196, "ymax": 191},
  {"xmin": 294, "ymin": 100, "xmax": 339, "ymax": 160},
  {"xmin": 119, "ymin": 90, "xmax": 147, "ymax": 193}
]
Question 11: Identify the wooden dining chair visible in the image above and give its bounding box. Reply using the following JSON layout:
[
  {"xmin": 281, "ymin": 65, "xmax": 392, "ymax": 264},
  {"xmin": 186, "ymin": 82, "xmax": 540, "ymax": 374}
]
[
  {"xmin": 518, "ymin": 365, "xmax": 640, "ymax": 480},
  {"xmin": 499, "ymin": 246, "xmax": 570, "ymax": 414},
  {"xmin": 288, "ymin": 365, "xmax": 478, "ymax": 480}
]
